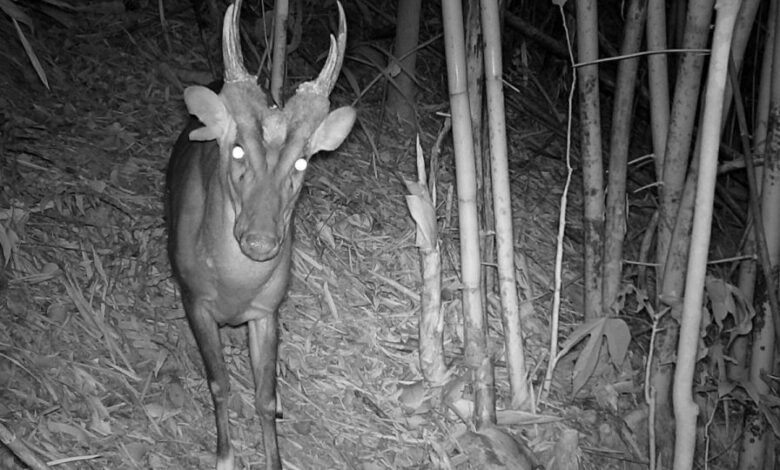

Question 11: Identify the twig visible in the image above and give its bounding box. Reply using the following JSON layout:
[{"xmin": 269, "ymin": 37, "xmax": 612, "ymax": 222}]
[{"xmin": 540, "ymin": 3, "xmax": 576, "ymax": 403}]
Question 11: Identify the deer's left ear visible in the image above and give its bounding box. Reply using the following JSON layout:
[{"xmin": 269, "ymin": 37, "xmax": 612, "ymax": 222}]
[
  {"xmin": 308, "ymin": 106, "xmax": 356, "ymax": 155},
  {"xmin": 184, "ymin": 85, "xmax": 232, "ymax": 141}
]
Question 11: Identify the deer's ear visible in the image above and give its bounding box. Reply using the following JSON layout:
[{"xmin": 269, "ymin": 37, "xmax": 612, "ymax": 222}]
[
  {"xmin": 184, "ymin": 86, "xmax": 232, "ymax": 141},
  {"xmin": 308, "ymin": 106, "xmax": 356, "ymax": 154}
]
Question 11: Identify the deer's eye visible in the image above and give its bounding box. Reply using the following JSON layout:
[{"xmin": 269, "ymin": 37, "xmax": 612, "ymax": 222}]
[
  {"xmin": 229, "ymin": 145, "xmax": 247, "ymax": 182},
  {"xmin": 294, "ymin": 158, "xmax": 307, "ymax": 172}
]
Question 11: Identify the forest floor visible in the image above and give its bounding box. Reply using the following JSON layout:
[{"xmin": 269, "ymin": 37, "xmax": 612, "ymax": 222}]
[{"xmin": 0, "ymin": 1, "xmax": 666, "ymax": 469}]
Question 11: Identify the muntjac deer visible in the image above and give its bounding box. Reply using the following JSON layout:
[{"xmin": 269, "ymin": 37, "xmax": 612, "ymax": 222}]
[{"xmin": 166, "ymin": 1, "xmax": 355, "ymax": 468}]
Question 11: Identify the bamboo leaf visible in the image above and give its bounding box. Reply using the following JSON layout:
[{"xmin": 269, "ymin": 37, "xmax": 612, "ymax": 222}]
[
  {"xmin": 758, "ymin": 401, "xmax": 780, "ymax": 437},
  {"xmin": 0, "ymin": 0, "xmax": 33, "ymax": 29},
  {"xmin": 12, "ymin": 18, "xmax": 50, "ymax": 89},
  {"xmin": 0, "ymin": 225, "xmax": 17, "ymax": 266},
  {"xmin": 38, "ymin": 0, "xmax": 78, "ymax": 10}
]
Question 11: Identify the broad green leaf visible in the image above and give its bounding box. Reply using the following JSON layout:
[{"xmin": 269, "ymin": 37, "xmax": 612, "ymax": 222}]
[
  {"xmin": 726, "ymin": 282, "xmax": 756, "ymax": 343},
  {"xmin": 562, "ymin": 317, "xmax": 631, "ymax": 397},
  {"xmin": 705, "ymin": 276, "xmax": 756, "ymax": 346},
  {"xmin": 558, "ymin": 317, "xmax": 604, "ymax": 357},
  {"xmin": 572, "ymin": 322, "xmax": 604, "ymax": 396},
  {"xmin": 705, "ymin": 276, "xmax": 735, "ymax": 328},
  {"xmin": 604, "ymin": 318, "xmax": 630, "ymax": 367}
]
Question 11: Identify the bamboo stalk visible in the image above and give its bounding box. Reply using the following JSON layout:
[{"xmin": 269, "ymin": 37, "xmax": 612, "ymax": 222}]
[
  {"xmin": 575, "ymin": 0, "xmax": 605, "ymax": 320},
  {"xmin": 441, "ymin": 0, "xmax": 495, "ymax": 429},
  {"xmin": 602, "ymin": 0, "xmax": 646, "ymax": 313},
  {"xmin": 672, "ymin": 2, "xmax": 741, "ymax": 467},
  {"xmin": 646, "ymin": 0, "xmax": 670, "ymax": 182},
  {"xmin": 480, "ymin": 0, "xmax": 531, "ymax": 410}
]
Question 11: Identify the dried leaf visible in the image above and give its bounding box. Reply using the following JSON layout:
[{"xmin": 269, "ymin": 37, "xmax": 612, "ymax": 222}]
[
  {"xmin": 47, "ymin": 420, "xmax": 89, "ymax": 443},
  {"xmin": 398, "ymin": 380, "xmax": 425, "ymax": 412}
]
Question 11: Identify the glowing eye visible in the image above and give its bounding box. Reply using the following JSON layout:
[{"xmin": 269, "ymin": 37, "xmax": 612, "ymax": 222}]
[
  {"xmin": 231, "ymin": 145, "xmax": 245, "ymax": 160},
  {"xmin": 294, "ymin": 158, "xmax": 307, "ymax": 171}
]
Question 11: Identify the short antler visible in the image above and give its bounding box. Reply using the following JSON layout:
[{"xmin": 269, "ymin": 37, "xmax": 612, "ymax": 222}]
[
  {"xmin": 223, "ymin": 0, "xmax": 253, "ymax": 83},
  {"xmin": 295, "ymin": 1, "xmax": 347, "ymax": 97}
]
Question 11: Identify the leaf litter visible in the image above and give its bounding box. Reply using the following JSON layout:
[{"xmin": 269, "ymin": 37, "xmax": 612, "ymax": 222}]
[{"xmin": 0, "ymin": 1, "xmax": 629, "ymax": 469}]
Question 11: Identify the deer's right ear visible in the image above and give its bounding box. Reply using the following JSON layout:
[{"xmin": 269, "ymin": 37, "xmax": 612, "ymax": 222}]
[
  {"xmin": 184, "ymin": 86, "xmax": 231, "ymax": 141},
  {"xmin": 307, "ymin": 106, "xmax": 356, "ymax": 155}
]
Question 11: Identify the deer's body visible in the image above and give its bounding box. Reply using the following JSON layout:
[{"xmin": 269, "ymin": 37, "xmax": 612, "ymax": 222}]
[{"xmin": 166, "ymin": 3, "xmax": 355, "ymax": 468}]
